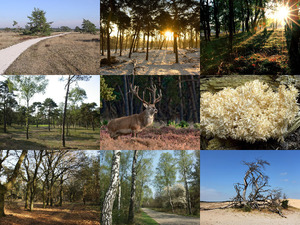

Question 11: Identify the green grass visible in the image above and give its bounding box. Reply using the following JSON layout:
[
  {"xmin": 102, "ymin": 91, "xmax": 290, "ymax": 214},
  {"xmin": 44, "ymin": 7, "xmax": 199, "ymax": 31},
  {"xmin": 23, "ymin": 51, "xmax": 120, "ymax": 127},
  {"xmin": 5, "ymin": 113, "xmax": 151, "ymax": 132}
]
[
  {"xmin": 0, "ymin": 124, "xmax": 100, "ymax": 150},
  {"xmin": 135, "ymin": 211, "xmax": 159, "ymax": 225},
  {"xmin": 201, "ymin": 28, "xmax": 289, "ymax": 75}
]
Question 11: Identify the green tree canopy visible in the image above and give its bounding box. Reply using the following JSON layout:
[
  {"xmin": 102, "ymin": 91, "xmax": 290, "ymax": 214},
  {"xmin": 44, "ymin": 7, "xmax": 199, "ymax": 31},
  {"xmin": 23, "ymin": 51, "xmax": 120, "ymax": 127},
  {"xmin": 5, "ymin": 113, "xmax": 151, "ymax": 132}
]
[
  {"xmin": 81, "ymin": 19, "xmax": 96, "ymax": 34},
  {"xmin": 100, "ymin": 76, "xmax": 116, "ymax": 108},
  {"xmin": 24, "ymin": 8, "xmax": 53, "ymax": 35}
]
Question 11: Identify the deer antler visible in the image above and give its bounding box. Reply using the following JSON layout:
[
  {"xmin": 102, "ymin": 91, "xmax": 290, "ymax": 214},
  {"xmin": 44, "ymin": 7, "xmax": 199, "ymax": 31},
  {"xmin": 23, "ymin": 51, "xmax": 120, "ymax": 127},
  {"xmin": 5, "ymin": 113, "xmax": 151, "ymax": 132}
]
[
  {"xmin": 147, "ymin": 85, "xmax": 162, "ymax": 104},
  {"xmin": 130, "ymin": 84, "xmax": 150, "ymax": 105}
]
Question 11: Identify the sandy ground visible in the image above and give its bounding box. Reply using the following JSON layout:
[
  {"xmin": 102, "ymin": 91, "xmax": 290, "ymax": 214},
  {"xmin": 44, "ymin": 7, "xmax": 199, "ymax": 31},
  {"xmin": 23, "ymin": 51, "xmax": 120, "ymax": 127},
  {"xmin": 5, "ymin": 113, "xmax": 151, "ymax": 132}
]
[
  {"xmin": 142, "ymin": 208, "xmax": 200, "ymax": 225},
  {"xmin": 0, "ymin": 33, "xmax": 69, "ymax": 74},
  {"xmin": 200, "ymin": 201, "xmax": 300, "ymax": 225},
  {"xmin": 287, "ymin": 199, "xmax": 300, "ymax": 209},
  {"xmin": 100, "ymin": 48, "xmax": 200, "ymax": 75}
]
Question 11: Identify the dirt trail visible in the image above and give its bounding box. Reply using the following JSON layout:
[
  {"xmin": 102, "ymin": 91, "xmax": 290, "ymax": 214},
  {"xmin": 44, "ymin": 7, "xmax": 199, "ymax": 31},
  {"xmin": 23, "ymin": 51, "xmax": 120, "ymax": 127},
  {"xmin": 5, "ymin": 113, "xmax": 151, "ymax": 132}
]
[
  {"xmin": 142, "ymin": 208, "xmax": 200, "ymax": 225},
  {"xmin": 0, "ymin": 33, "xmax": 69, "ymax": 74}
]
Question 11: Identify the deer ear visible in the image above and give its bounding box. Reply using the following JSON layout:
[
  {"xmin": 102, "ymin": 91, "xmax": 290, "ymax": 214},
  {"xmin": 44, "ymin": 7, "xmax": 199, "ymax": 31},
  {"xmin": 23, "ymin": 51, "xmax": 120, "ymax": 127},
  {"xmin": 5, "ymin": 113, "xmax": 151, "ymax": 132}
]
[{"xmin": 143, "ymin": 103, "xmax": 148, "ymax": 108}]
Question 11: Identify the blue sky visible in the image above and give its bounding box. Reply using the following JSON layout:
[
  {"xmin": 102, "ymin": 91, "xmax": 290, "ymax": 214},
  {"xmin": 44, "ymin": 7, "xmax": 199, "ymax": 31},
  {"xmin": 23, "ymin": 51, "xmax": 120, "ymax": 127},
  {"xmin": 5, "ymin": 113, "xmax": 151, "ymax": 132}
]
[
  {"xmin": 100, "ymin": 150, "xmax": 197, "ymax": 197},
  {"xmin": 201, "ymin": 150, "xmax": 300, "ymax": 201},
  {"xmin": 0, "ymin": 0, "xmax": 99, "ymax": 28},
  {"xmin": 0, "ymin": 75, "xmax": 100, "ymax": 107}
]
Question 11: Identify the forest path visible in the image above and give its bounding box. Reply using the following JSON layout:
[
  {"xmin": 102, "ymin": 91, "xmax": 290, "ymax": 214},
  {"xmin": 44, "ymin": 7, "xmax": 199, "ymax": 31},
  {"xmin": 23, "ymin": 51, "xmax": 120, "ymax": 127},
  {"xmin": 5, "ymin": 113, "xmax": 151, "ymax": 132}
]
[
  {"xmin": 142, "ymin": 208, "xmax": 200, "ymax": 225},
  {"xmin": 0, "ymin": 33, "xmax": 69, "ymax": 74}
]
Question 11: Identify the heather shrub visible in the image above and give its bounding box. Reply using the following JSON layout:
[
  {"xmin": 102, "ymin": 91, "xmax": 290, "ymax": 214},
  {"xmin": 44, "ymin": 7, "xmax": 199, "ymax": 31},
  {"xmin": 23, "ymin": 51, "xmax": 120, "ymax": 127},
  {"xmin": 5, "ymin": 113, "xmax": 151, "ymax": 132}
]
[{"xmin": 200, "ymin": 80, "xmax": 299, "ymax": 143}]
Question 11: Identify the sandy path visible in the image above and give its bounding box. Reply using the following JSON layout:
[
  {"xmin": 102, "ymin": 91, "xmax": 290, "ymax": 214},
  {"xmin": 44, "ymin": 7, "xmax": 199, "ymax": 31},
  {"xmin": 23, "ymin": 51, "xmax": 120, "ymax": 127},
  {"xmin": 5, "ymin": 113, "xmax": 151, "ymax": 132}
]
[
  {"xmin": 0, "ymin": 33, "xmax": 69, "ymax": 74},
  {"xmin": 200, "ymin": 208, "xmax": 300, "ymax": 225},
  {"xmin": 142, "ymin": 208, "xmax": 200, "ymax": 225}
]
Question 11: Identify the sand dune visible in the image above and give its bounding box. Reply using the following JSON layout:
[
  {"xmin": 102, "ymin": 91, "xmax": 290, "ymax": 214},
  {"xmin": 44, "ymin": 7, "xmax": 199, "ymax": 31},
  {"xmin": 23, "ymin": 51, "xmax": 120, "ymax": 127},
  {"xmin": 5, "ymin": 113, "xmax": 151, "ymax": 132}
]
[
  {"xmin": 287, "ymin": 199, "xmax": 300, "ymax": 209},
  {"xmin": 200, "ymin": 200, "xmax": 300, "ymax": 225}
]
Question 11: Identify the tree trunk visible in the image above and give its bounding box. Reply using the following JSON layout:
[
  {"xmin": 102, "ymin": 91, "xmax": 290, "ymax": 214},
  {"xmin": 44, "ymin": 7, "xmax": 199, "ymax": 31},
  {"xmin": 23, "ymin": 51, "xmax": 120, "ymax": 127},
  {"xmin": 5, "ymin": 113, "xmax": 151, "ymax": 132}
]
[
  {"xmin": 129, "ymin": 30, "xmax": 137, "ymax": 58},
  {"xmin": 187, "ymin": 76, "xmax": 199, "ymax": 123},
  {"xmin": 115, "ymin": 29, "xmax": 119, "ymax": 54},
  {"xmin": 25, "ymin": 183, "xmax": 30, "ymax": 209},
  {"xmin": 0, "ymin": 150, "xmax": 27, "ymax": 218},
  {"xmin": 167, "ymin": 185, "xmax": 174, "ymax": 213},
  {"xmin": 213, "ymin": 0, "xmax": 220, "ymax": 38},
  {"xmin": 288, "ymin": 0, "xmax": 300, "ymax": 74},
  {"xmin": 123, "ymin": 75, "xmax": 129, "ymax": 116},
  {"xmin": 48, "ymin": 109, "xmax": 51, "ymax": 131},
  {"xmin": 106, "ymin": 0, "xmax": 112, "ymax": 66},
  {"xmin": 26, "ymin": 99, "xmax": 29, "ymax": 139},
  {"xmin": 101, "ymin": 150, "xmax": 121, "ymax": 225},
  {"xmin": 0, "ymin": 187, "xmax": 5, "ymax": 217},
  {"xmin": 229, "ymin": 0, "xmax": 234, "ymax": 51},
  {"xmin": 120, "ymin": 30, "xmax": 123, "ymax": 56},
  {"xmin": 184, "ymin": 168, "xmax": 192, "ymax": 215},
  {"xmin": 3, "ymin": 105, "xmax": 7, "ymax": 133},
  {"xmin": 62, "ymin": 75, "xmax": 71, "ymax": 147},
  {"xmin": 59, "ymin": 176, "xmax": 63, "ymax": 206},
  {"xmin": 146, "ymin": 24, "xmax": 150, "ymax": 61},
  {"xmin": 128, "ymin": 150, "xmax": 138, "ymax": 224},
  {"xmin": 101, "ymin": 28, "xmax": 104, "ymax": 56},
  {"xmin": 178, "ymin": 75, "xmax": 183, "ymax": 121}
]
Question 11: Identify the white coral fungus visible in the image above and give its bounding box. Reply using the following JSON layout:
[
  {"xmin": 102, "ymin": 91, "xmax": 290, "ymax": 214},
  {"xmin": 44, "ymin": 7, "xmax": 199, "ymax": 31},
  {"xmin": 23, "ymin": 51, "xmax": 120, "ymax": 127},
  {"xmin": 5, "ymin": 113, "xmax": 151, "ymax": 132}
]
[{"xmin": 200, "ymin": 80, "xmax": 299, "ymax": 143}]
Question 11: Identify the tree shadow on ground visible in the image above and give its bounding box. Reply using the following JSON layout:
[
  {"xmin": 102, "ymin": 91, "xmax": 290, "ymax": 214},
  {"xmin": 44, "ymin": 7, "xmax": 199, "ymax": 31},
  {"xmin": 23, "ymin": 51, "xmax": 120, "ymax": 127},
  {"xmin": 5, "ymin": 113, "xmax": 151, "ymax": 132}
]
[{"xmin": 0, "ymin": 137, "xmax": 48, "ymax": 150}]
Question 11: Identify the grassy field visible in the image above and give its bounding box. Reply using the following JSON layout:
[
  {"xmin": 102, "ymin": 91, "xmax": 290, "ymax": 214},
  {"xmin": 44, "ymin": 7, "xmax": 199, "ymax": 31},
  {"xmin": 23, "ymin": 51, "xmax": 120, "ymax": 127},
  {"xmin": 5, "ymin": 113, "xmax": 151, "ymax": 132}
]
[
  {"xmin": 201, "ymin": 28, "xmax": 289, "ymax": 75},
  {"xmin": 100, "ymin": 126, "xmax": 200, "ymax": 150},
  {"xmin": 4, "ymin": 33, "xmax": 100, "ymax": 75},
  {"xmin": 0, "ymin": 125, "xmax": 100, "ymax": 150},
  {"xmin": 1, "ymin": 201, "xmax": 100, "ymax": 225},
  {"xmin": 134, "ymin": 211, "xmax": 159, "ymax": 225}
]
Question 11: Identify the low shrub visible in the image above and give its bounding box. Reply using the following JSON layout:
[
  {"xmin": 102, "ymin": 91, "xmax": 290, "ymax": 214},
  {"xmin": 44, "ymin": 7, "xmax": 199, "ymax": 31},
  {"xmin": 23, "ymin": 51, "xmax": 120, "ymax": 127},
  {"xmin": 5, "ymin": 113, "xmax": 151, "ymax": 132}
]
[{"xmin": 281, "ymin": 200, "xmax": 289, "ymax": 209}]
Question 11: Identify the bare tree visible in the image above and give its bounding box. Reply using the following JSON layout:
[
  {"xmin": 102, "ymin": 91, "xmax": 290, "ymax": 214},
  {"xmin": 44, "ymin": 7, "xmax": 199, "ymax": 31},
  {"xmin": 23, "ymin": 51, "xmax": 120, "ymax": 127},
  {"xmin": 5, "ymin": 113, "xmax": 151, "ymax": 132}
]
[{"xmin": 231, "ymin": 159, "xmax": 286, "ymax": 217}]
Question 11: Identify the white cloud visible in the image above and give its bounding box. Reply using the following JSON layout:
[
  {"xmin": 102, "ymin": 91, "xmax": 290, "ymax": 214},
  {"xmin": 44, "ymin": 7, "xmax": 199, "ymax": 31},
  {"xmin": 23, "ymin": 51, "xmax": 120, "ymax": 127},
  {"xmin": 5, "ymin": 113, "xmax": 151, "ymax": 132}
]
[{"xmin": 280, "ymin": 172, "xmax": 288, "ymax": 176}]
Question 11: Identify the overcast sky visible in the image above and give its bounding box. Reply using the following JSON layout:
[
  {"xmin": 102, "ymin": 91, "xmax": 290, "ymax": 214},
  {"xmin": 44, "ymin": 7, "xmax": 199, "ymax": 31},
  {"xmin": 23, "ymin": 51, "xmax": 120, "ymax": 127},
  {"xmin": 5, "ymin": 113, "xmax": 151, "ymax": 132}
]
[
  {"xmin": 0, "ymin": 75, "xmax": 100, "ymax": 107},
  {"xmin": 0, "ymin": 0, "xmax": 99, "ymax": 29},
  {"xmin": 201, "ymin": 150, "xmax": 300, "ymax": 201}
]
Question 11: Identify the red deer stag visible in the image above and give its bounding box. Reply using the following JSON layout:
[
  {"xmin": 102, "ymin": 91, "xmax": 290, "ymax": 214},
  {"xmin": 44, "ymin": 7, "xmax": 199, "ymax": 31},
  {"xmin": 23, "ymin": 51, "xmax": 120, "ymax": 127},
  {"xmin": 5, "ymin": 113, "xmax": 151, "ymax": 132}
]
[{"xmin": 107, "ymin": 84, "xmax": 162, "ymax": 139}]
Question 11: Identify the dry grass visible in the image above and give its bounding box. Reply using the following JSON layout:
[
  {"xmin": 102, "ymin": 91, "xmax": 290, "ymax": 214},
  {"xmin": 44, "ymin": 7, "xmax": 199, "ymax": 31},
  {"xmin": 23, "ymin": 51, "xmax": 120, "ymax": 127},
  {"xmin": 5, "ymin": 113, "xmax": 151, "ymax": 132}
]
[
  {"xmin": 4, "ymin": 33, "xmax": 100, "ymax": 75},
  {"xmin": 100, "ymin": 126, "xmax": 200, "ymax": 150},
  {"xmin": 0, "ymin": 125, "xmax": 100, "ymax": 150},
  {"xmin": 1, "ymin": 201, "xmax": 100, "ymax": 225},
  {"xmin": 0, "ymin": 31, "xmax": 36, "ymax": 50}
]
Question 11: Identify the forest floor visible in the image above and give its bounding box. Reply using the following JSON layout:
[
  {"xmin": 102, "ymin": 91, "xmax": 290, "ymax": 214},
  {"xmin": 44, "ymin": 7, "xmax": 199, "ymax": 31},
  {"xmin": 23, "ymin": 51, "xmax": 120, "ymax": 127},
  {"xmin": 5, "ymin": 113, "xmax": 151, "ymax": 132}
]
[
  {"xmin": 142, "ymin": 208, "xmax": 200, "ymax": 225},
  {"xmin": 100, "ymin": 126, "xmax": 200, "ymax": 150},
  {"xmin": 1, "ymin": 201, "xmax": 100, "ymax": 225},
  {"xmin": 201, "ymin": 28, "xmax": 289, "ymax": 75},
  {"xmin": 200, "ymin": 201, "xmax": 300, "ymax": 225},
  {"xmin": 100, "ymin": 48, "xmax": 200, "ymax": 75},
  {"xmin": 0, "ymin": 125, "xmax": 100, "ymax": 150},
  {"xmin": 3, "ymin": 33, "xmax": 100, "ymax": 75}
]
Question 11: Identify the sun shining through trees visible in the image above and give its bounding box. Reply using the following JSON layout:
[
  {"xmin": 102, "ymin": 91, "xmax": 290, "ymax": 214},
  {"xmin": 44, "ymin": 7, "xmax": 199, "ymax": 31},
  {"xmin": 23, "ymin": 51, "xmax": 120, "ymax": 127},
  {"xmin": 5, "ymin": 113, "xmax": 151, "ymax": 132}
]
[
  {"xmin": 201, "ymin": 0, "xmax": 300, "ymax": 75},
  {"xmin": 269, "ymin": 3, "xmax": 291, "ymax": 25},
  {"xmin": 164, "ymin": 30, "xmax": 173, "ymax": 40}
]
